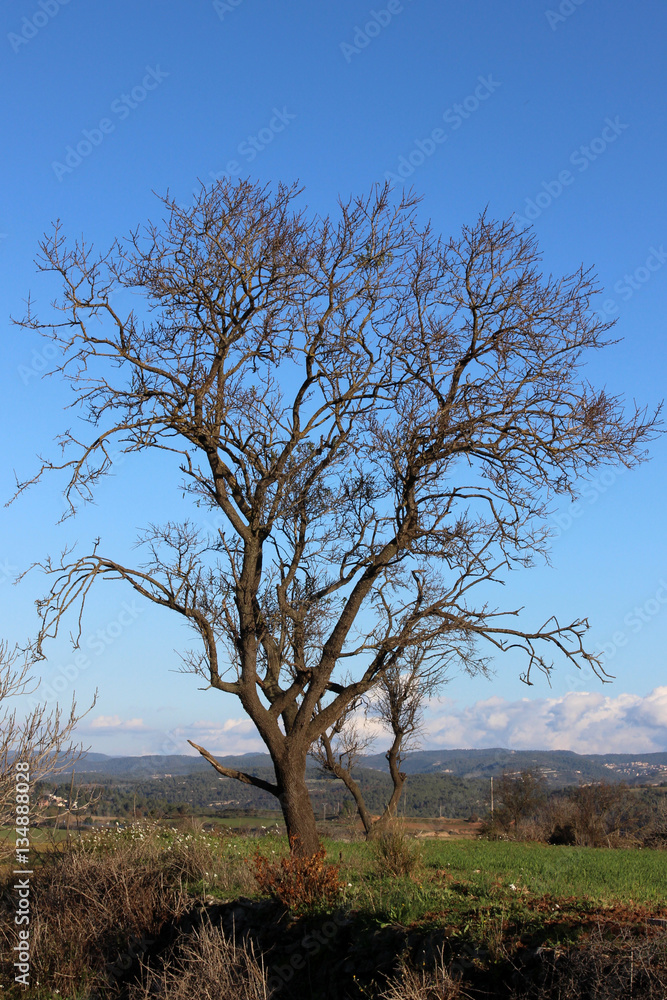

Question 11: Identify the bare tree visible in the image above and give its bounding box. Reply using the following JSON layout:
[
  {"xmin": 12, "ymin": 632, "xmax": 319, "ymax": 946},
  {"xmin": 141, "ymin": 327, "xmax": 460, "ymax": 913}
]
[
  {"xmin": 494, "ymin": 768, "xmax": 547, "ymax": 837},
  {"xmin": 313, "ymin": 647, "xmax": 450, "ymax": 836},
  {"xmin": 12, "ymin": 178, "xmax": 659, "ymax": 855},
  {"xmin": 311, "ymin": 693, "xmax": 376, "ymax": 835},
  {"xmin": 0, "ymin": 641, "xmax": 90, "ymax": 856},
  {"xmin": 569, "ymin": 780, "xmax": 626, "ymax": 847}
]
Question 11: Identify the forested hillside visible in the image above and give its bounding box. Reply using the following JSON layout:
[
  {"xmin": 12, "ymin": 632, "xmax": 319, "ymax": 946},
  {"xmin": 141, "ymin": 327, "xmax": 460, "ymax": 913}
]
[{"xmin": 38, "ymin": 767, "xmax": 493, "ymax": 820}]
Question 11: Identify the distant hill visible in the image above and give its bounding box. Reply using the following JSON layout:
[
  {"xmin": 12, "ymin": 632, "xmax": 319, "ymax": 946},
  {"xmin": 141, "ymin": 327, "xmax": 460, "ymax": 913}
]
[
  {"xmin": 361, "ymin": 748, "xmax": 667, "ymax": 786},
  {"xmin": 65, "ymin": 752, "xmax": 270, "ymax": 777},
  {"xmin": 64, "ymin": 748, "xmax": 667, "ymax": 787}
]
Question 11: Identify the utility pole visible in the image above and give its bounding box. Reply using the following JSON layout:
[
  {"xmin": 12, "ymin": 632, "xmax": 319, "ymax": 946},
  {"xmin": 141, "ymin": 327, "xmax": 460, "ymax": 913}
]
[{"xmin": 490, "ymin": 777, "xmax": 494, "ymax": 818}]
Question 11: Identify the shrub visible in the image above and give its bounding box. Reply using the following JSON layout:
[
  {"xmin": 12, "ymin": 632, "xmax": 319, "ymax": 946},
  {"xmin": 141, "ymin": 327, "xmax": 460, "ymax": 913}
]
[
  {"xmin": 508, "ymin": 926, "xmax": 667, "ymax": 999},
  {"xmin": 370, "ymin": 824, "xmax": 422, "ymax": 879},
  {"xmin": 569, "ymin": 781, "xmax": 626, "ymax": 847},
  {"xmin": 251, "ymin": 840, "xmax": 343, "ymax": 913},
  {"xmin": 161, "ymin": 830, "xmax": 220, "ymax": 884},
  {"xmin": 548, "ymin": 822, "xmax": 576, "ymax": 846}
]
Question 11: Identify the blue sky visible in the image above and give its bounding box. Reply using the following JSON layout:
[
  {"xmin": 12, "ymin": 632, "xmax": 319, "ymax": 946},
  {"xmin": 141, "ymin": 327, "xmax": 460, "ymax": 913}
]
[{"xmin": 1, "ymin": 0, "xmax": 666, "ymax": 757}]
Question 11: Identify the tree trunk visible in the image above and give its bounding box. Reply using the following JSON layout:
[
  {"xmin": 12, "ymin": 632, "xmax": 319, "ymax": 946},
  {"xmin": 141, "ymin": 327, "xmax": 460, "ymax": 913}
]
[
  {"xmin": 344, "ymin": 775, "xmax": 375, "ymax": 837},
  {"xmin": 384, "ymin": 746, "xmax": 407, "ymax": 820},
  {"xmin": 323, "ymin": 758, "xmax": 374, "ymax": 836},
  {"xmin": 363, "ymin": 744, "xmax": 407, "ymax": 838},
  {"xmin": 274, "ymin": 755, "xmax": 321, "ymax": 856},
  {"xmin": 317, "ymin": 731, "xmax": 408, "ymax": 840}
]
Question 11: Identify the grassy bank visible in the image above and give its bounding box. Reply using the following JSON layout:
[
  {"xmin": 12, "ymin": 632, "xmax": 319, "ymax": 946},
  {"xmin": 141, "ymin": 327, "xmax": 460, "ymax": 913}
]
[{"xmin": 1, "ymin": 821, "xmax": 666, "ymax": 998}]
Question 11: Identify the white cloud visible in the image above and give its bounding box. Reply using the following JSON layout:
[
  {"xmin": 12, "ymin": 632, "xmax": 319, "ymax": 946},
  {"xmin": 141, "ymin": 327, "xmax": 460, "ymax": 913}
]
[
  {"xmin": 171, "ymin": 717, "xmax": 265, "ymax": 755},
  {"xmin": 83, "ymin": 689, "xmax": 667, "ymax": 758},
  {"xmin": 84, "ymin": 715, "xmax": 266, "ymax": 757},
  {"xmin": 88, "ymin": 715, "xmax": 147, "ymax": 731},
  {"xmin": 423, "ymin": 687, "xmax": 667, "ymax": 754}
]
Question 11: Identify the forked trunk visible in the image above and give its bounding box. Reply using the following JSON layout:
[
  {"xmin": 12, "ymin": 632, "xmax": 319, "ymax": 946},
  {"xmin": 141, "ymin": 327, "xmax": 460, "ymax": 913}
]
[
  {"xmin": 274, "ymin": 755, "xmax": 321, "ymax": 856},
  {"xmin": 317, "ymin": 731, "xmax": 407, "ymax": 840},
  {"xmin": 367, "ymin": 748, "xmax": 407, "ymax": 838}
]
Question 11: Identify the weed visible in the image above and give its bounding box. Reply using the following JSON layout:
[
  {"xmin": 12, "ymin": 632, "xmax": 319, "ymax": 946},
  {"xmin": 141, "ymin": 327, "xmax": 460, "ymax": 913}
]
[{"xmin": 2, "ymin": 822, "xmax": 667, "ymax": 998}]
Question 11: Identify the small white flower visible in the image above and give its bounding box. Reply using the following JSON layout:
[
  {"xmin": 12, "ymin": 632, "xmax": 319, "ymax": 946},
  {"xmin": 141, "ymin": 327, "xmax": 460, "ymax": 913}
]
[{"xmin": 509, "ymin": 883, "xmax": 517, "ymax": 891}]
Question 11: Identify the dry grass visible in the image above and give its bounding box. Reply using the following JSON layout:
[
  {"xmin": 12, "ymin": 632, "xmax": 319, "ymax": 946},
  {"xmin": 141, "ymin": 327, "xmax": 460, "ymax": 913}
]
[
  {"xmin": 0, "ymin": 825, "xmax": 192, "ymax": 996},
  {"xmin": 375, "ymin": 928, "xmax": 667, "ymax": 1000},
  {"xmin": 128, "ymin": 917, "xmax": 273, "ymax": 1000},
  {"xmin": 379, "ymin": 949, "xmax": 465, "ymax": 999},
  {"xmin": 2, "ymin": 822, "xmax": 667, "ymax": 999},
  {"xmin": 507, "ymin": 926, "xmax": 667, "ymax": 1000},
  {"xmin": 26, "ymin": 844, "xmax": 189, "ymax": 994},
  {"xmin": 160, "ymin": 830, "xmax": 219, "ymax": 883}
]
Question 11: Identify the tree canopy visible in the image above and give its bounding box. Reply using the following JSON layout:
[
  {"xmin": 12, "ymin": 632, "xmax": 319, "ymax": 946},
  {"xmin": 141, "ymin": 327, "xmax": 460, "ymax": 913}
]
[{"xmin": 14, "ymin": 179, "xmax": 659, "ymax": 852}]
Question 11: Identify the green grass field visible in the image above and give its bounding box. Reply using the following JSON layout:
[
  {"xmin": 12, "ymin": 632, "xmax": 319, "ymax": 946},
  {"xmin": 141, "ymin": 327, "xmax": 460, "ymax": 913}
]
[
  {"xmin": 316, "ymin": 836, "xmax": 667, "ymax": 934},
  {"xmin": 205, "ymin": 813, "xmax": 285, "ymax": 831},
  {"xmin": 415, "ymin": 838, "xmax": 667, "ymax": 904},
  {"xmin": 0, "ymin": 825, "xmax": 72, "ymax": 846}
]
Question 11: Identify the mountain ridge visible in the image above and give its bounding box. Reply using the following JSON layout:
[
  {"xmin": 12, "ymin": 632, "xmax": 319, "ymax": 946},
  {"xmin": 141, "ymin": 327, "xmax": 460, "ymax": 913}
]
[{"xmin": 62, "ymin": 748, "xmax": 667, "ymax": 786}]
